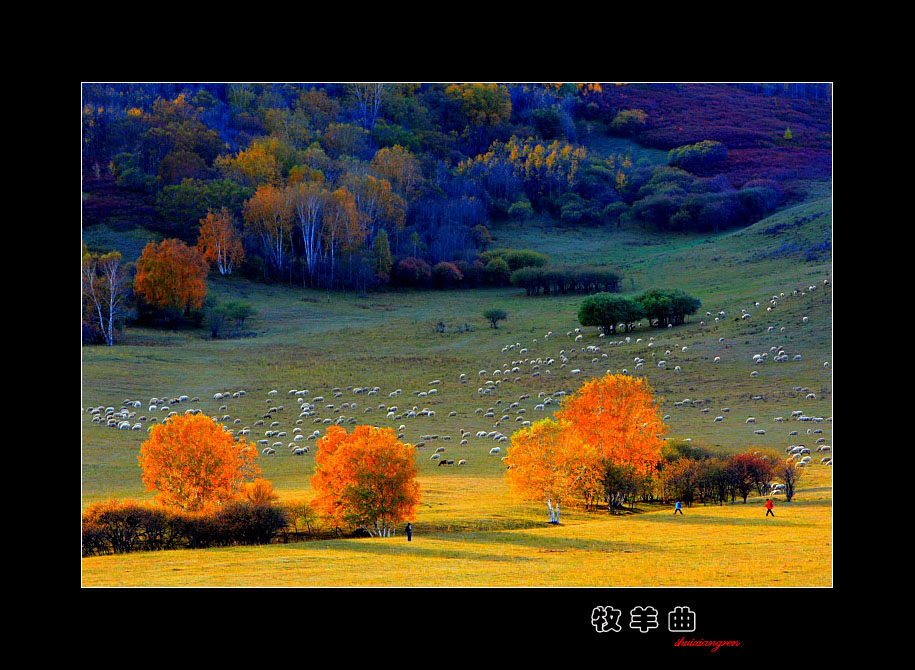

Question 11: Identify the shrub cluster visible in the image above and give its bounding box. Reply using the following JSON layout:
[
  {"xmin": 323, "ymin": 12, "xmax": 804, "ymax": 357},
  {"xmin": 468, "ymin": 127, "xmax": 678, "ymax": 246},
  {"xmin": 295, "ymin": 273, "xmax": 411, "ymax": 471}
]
[
  {"xmin": 511, "ymin": 266, "xmax": 621, "ymax": 296},
  {"xmin": 668, "ymin": 140, "xmax": 729, "ymax": 171},
  {"xmin": 431, "ymin": 261, "xmax": 463, "ymax": 287},
  {"xmin": 82, "ymin": 499, "xmax": 289, "ymax": 556},
  {"xmin": 656, "ymin": 443, "xmax": 781, "ymax": 506},
  {"xmin": 392, "ymin": 257, "xmax": 432, "ymax": 287},
  {"xmin": 477, "ymin": 248, "xmax": 549, "ymax": 271},
  {"xmin": 628, "ymin": 168, "xmax": 783, "ymax": 233},
  {"xmin": 599, "ymin": 442, "xmax": 786, "ymax": 511},
  {"xmin": 637, "ymin": 288, "xmax": 702, "ymax": 327},
  {"xmin": 392, "ymin": 250, "xmax": 545, "ymax": 289},
  {"xmin": 578, "ymin": 288, "xmax": 701, "ymax": 333}
]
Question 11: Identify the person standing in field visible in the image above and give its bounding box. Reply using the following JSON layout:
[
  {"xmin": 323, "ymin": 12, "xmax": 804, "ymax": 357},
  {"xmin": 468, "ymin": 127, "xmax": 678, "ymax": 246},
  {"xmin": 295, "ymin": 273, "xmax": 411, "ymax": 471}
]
[
  {"xmin": 674, "ymin": 501, "xmax": 683, "ymax": 515},
  {"xmin": 765, "ymin": 499, "xmax": 775, "ymax": 517},
  {"xmin": 406, "ymin": 522, "xmax": 413, "ymax": 541}
]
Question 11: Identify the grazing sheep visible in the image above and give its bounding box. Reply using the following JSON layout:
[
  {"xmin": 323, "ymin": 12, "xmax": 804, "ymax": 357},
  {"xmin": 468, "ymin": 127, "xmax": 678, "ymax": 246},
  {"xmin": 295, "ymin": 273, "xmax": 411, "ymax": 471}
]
[{"xmin": 489, "ymin": 447, "xmax": 501, "ymax": 455}]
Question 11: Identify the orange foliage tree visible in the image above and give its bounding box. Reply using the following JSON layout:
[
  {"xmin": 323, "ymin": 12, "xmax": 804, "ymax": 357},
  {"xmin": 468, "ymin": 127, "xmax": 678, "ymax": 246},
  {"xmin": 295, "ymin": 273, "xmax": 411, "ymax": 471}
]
[
  {"xmin": 557, "ymin": 374, "xmax": 668, "ymax": 477},
  {"xmin": 505, "ymin": 418, "xmax": 600, "ymax": 523},
  {"xmin": 243, "ymin": 184, "xmax": 293, "ymax": 274},
  {"xmin": 197, "ymin": 207, "xmax": 245, "ymax": 275},
  {"xmin": 310, "ymin": 425, "xmax": 420, "ymax": 537},
  {"xmin": 244, "ymin": 478, "xmax": 279, "ymax": 504},
  {"xmin": 134, "ymin": 238, "xmax": 209, "ymax": 312},
  {"xmin": 138, "ymin": 414, "xmax": 261, "ymax": 511},
  {"xmin": 341, "ymin": 173, "xmax": 406, "ymax": 239}
]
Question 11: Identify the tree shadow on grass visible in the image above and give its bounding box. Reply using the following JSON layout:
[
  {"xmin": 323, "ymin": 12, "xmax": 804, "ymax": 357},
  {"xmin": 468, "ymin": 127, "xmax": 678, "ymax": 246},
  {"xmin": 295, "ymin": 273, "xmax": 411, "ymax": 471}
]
[
  {"xmin": 415, "ymin": 517, "xmax": 546, "ymax": 535},
  {"xmin": 431, "ymin": 530, "xmax": 656, "ymax": 554},
  {"xmin": 286, "ymin": 538, "xmax": 530, "ymax": 563},
  {"xmin": 633, "ymin": 511, "xmax": 816, "ymax": 527},
  {"xmin": 771, "ymin": 498, "xmax": 832, "ymax": 509}
]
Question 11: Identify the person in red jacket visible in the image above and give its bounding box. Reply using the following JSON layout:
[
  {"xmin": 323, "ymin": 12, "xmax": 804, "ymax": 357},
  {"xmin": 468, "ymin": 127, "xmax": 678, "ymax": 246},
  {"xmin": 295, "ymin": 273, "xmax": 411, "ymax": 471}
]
[{"xmin": 765, "ymin": 499, "xmax": 775, "ymax": 517}]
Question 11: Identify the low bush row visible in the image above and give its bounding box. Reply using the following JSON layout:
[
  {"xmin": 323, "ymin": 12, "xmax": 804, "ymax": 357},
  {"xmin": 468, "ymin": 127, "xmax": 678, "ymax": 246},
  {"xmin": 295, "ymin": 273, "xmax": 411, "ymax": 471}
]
[
  {"xmin": 82, "ymin": 499, "xmax": 289, "ymax": 556},
  {"xmin": 510, "ymin": 266, "xmax": 622, "ymax": 296}
]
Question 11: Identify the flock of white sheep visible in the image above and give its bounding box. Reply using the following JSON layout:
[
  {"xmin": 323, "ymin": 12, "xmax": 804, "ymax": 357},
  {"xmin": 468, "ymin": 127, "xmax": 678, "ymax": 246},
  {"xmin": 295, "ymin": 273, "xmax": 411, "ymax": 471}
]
[{"xmin": 84, "ymin": 277, "xmax": 831, "ymax": 488}]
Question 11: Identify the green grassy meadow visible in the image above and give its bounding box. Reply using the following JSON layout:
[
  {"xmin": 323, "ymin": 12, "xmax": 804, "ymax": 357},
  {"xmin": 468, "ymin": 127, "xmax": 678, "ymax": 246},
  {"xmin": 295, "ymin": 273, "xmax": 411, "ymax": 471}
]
[{"xmin": 81, "ymin": 196, "xmax": 832, "ymax": 586}]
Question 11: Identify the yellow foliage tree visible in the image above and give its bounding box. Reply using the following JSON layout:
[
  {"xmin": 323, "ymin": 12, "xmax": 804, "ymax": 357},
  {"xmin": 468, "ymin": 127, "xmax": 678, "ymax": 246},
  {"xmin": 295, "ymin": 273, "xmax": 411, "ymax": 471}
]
[{"xmin": 505, "ymin": 419, "xmax": 599, "ymax": 523}]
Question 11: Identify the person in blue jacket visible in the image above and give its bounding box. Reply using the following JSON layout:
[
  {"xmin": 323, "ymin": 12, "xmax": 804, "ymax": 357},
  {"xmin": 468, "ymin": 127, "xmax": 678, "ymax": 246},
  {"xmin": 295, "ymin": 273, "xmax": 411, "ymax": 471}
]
[
  {"xmin": 406, "ymin": 522, "xmax": 413, "ymax": 541},
  {"xmin": 674, "ymin": 500, "xmax": 683, "ymax": 515}
]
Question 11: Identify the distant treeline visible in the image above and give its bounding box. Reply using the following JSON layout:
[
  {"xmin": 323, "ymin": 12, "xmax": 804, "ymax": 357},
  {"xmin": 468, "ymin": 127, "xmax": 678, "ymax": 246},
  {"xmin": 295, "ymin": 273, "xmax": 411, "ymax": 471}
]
[
  {"xmin": 511, "ymin": 266, "xmax": 622, "ymax": 296},
  {"xmin": 82, "ymin": 83, "xmax": 829, "ymax": 295}
]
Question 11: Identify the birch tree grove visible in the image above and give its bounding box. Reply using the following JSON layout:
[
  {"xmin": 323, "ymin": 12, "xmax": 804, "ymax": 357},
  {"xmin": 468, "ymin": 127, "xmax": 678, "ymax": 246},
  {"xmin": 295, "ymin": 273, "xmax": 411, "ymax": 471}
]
[
  {"xmin": 243, "ymin": 184, "xmax": 292, "ymax": 273},
  {"xmin": 342, "ymin": 173, "xmax": 406, "ymax": 240},
  {"xmin": 350, "ymin": 83, "xmax": 388, "ymax": 132},
  {"xmin": 288, "ymin": 180, "xmax": 329, "ymax": 283},
  {"xmin": 323, "ymin": 186, "xmax": 365, "ymax": 286},
  {"xmin": 197, "ymin": 207, "xmax": 245, "ymax": 275},
  {"xmin": 82, "ymin": 250, "xmax": 130, "ymax": 346}
]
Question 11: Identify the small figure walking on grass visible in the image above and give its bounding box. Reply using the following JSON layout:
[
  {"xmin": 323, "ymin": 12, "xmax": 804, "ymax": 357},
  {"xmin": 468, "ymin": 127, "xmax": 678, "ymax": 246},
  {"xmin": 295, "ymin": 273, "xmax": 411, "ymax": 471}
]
[
  {"xmin": 674, "ymin": 500, "xmax": 683, "ymax": 515},
  {"xmin": 406, "ymin": 522, "xmax": 413, "ymax": 541},
  {"xmin": 765, "ymin": 499, "xmax": 775, "ymax": 517}
]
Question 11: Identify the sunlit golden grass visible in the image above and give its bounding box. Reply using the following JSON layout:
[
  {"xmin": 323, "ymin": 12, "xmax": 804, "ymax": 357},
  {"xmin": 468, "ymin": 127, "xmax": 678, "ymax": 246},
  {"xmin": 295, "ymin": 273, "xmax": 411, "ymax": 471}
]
[{"xmin": 82, "ymin": 468, "xmax": 831, "ymax": 587}]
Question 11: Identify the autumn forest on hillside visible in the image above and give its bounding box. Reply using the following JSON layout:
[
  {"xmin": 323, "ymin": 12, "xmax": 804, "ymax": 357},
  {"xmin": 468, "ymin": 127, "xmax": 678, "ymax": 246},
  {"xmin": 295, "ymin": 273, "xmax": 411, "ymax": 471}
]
[{"xmin": 82, "ymin": 83, "xmax": 831, "ymax": 342}]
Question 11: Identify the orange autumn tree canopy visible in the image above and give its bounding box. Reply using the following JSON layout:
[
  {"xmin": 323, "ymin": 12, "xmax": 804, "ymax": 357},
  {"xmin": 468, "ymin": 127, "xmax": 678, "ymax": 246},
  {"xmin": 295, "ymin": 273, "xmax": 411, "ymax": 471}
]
[
  {"xmin": 134, "ymin": 238, "xmax": 209, "ymax": 312},
  {"xmin": 197, "ymin": 207, "xmax": 245, "ymax": 276},
  {"xmin": 310, "ymin": 425, "xmax": 420, "ymax": 537},
  {"xmin": 557, "ymin": 373, "xmax": 668, "ymax": 476},
  {"xmin": 138, "ymin": 413, "xmax": 261, "ymax": 511}
]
